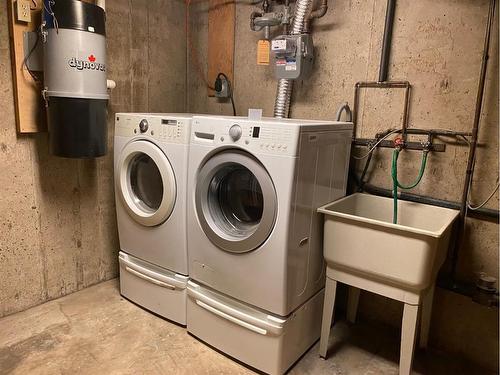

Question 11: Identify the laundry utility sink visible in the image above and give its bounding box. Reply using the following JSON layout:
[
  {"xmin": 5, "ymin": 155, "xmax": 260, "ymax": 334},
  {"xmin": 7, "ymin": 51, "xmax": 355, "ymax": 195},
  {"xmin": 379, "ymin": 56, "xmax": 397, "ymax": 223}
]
[{"xmin": 318, "ymin": 193, "xmax": 459, "ymax": 291}]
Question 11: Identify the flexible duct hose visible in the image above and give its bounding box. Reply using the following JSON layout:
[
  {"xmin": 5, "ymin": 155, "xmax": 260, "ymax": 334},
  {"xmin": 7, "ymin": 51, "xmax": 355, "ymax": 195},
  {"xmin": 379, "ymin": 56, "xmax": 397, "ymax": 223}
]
[
  {"xmin": 291, "ymin": 0, "xmax": 311, "ymax": 34},
  {"xmin": 273, "ymin": 0, "xmax": 313, "ymax": 118},
  {"xmin": 274, "ymin": 79, "xmax": 293, "ymax": 118}
]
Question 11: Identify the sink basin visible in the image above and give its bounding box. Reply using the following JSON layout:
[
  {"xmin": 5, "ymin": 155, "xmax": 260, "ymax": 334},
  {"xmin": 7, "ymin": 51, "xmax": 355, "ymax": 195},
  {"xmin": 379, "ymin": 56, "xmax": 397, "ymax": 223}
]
[{"xmin": 318, "ymin": 193, "xmax": 459, "ymax": 291}]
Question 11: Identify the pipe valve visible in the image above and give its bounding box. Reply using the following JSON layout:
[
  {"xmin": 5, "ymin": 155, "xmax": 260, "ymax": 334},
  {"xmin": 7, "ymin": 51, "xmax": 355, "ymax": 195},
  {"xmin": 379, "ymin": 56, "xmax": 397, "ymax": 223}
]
[{"xmin": 394, "ymin": 137, "xmax": 405, "ymax": 150}]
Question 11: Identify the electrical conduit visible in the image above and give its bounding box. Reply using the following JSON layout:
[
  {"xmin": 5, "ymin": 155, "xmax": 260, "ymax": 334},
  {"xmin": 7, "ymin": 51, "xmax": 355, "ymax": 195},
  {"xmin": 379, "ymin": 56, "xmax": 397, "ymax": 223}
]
[{"xmin": 273, "ymin": 0, "xmax": 313, "ymax": 118}]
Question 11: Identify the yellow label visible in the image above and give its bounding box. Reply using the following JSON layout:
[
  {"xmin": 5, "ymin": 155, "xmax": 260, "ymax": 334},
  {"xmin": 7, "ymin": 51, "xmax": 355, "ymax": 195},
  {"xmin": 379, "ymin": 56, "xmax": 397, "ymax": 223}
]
[{"xmin": 257, "ymin": 40, "xmax": 270, "ymax": 66}]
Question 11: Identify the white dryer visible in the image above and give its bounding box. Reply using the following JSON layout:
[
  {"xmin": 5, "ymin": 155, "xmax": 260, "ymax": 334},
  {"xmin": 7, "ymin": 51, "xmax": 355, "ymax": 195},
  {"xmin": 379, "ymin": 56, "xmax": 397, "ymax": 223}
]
[
  {"xmin": 114, "ymin": 113, "xmax": 192, "ymax": 325},
  {"xmin": 186, "ymin": 115, "xmax": 353, "ymax": 374}
]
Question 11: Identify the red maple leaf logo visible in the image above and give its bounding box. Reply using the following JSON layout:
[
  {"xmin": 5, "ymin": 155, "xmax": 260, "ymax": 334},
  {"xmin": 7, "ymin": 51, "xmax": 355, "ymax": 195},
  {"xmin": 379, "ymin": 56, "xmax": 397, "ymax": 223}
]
[{"xmin": 88, "ymin": 55, "xmax": 96, "ymax": 62}]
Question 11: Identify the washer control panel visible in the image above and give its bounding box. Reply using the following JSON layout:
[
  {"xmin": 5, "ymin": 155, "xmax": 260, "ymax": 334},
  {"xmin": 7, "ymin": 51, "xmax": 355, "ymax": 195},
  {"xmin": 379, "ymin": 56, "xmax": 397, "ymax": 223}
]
[
  {"xmin": 139, "ymin": 119, "xmax": 149, "ymax": 133},
  {"xmin": 229, "ymin": 124, "xmax": 242, "ymax": 141},
  {"xmin": 115, "ymin": 114, "xmax": 191, "ymax": 144}
]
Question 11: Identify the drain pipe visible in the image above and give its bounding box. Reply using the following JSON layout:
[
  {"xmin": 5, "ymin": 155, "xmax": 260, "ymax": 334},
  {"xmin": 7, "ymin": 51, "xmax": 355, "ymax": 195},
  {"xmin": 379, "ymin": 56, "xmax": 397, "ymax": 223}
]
[
  {"xmin": 450, "ymin": 0, "xmax": 497, "ymax": 282},
  {"xmin": 273, "ymin": 0, "xmax": 312, "ymax": 118},
  {"xmin": 379, "ymin": 0, "xmax": 396, "ymax": 82}
]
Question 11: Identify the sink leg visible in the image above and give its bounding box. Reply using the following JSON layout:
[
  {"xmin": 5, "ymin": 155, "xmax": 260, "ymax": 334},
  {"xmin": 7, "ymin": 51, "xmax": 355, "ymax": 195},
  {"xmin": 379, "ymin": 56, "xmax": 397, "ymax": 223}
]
[
  {"xmin": 419, "ymin": 285, "xmax": 435, "ymax": 349},
  {"xmin": 319, "ymin": 277, "xmax": 337, "ymax": 359},
  {"xmin": 347, "ymin": 287, "xmax": 361, "ymax": 323},
  {"xmin": 400, "ymin": 303, "xmax": 419, "ymax": 375}
]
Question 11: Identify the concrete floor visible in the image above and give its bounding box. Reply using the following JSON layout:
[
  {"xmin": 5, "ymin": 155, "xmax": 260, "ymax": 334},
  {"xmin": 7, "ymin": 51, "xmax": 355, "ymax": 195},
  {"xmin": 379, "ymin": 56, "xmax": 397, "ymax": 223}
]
[{"xmin": 0, "ymin": 280, "xmax": 492, "ymax": 375}]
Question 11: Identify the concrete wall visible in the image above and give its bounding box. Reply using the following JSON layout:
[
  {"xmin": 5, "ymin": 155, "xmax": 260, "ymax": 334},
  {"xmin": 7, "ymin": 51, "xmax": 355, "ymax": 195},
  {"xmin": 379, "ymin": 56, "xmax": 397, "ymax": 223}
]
[
  {"xmin": 187, "ymin": 0, "xmax": 499, "ymax": 370},
  {"xmin": 0, "ymin": 0, "xmax": 186, "ymax": 318}
]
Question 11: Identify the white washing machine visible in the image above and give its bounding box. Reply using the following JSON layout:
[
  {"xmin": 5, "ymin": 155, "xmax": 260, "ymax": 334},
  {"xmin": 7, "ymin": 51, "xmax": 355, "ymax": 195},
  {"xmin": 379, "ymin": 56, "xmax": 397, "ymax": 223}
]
[
  {"xmin": 186, "ymin": 115, "xmax": 353, "ymax": 374},
  {"xmin": 114, "ymin": 113, "xmax": 192, "ymax": 325}
]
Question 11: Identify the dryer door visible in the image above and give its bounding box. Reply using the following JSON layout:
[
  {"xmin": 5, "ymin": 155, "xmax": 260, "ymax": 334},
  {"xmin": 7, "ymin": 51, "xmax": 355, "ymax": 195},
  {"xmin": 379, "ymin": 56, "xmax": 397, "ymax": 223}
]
[
  {"xmin": 117, "ymin": 140, "xmax": 176, "ymax": 227},
  {"xmin": 196, "ymin": 150, "xmax": 277, "ymax": 253}
]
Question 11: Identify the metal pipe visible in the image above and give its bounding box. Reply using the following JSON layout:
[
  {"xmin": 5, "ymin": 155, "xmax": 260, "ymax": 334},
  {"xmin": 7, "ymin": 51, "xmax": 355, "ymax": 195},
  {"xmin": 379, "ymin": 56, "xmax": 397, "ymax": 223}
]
[
  {"xmin": 273, "ymin": 0, "xmax": 313, "ymax": 118},
  {"xmin": 311, "ymin": 0, "xmax": 328, "ymax": 19},
  {"xmin": 379, "ymin": 0, "xmax": 396, "ymax": 82},
  {"xmin": 352, "ymin": 81, "xmax": 411, "ymax": 139},
  {"xmin": 304, "ymin": 0, "xmax": 328, "ymax": 32},
  {"xmin": 451, "ymin": 0, "xmax": 496, "ymax": 281}
]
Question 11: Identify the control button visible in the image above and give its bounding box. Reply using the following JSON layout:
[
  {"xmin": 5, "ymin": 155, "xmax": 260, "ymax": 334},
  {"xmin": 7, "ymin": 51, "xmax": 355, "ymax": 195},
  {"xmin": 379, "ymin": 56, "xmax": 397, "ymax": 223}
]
[
  {"xmin": 245, "ymin": 140, "xmax": 249, "ymax": 145},
  {"xmin": 220, "ymin": 136, "xmax": 225, "ymax": 142},
  {"xmin": 139, "ymin": 119, "xmax": 149, "ymax": 133},
  {"xmin": 229, "ymin": 124, "xmax": 242, "ymax": 142},
  {"xmin": 151, "ymin": 130, "xmax": 154, "ymax": 136}
]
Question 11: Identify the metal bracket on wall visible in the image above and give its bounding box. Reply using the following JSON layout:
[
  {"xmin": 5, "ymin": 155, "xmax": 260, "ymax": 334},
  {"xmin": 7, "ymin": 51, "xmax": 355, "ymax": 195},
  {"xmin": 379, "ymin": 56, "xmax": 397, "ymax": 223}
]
[
  {"xmin": 353, "ymin": 138, "xmax": 445, "ymax": 152},
  {"xmin": 353, "ymin": 128, "xmax": 473, "ymax": 153}
]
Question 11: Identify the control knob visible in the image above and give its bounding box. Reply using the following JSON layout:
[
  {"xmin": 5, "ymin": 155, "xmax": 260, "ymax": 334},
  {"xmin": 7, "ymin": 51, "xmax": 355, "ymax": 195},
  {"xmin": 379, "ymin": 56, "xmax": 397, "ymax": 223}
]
[
  {"xmin": 139, "ymin": 119, "xmax": 149, "ymax": 133},
  {"xmin": 229, "ymin": 124, "xmax": 242, "ymax": 142}
]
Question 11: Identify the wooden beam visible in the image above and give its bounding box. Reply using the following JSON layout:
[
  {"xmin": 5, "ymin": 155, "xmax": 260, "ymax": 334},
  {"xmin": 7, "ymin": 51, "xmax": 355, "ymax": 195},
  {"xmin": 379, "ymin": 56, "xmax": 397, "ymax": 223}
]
[
  {"xmin": 7, "ymin": 0, "xmax": 46, "ymax": 133},
  {"xmin": 207, "ymin": 0, "xmax": 235, "ymax": 97}
]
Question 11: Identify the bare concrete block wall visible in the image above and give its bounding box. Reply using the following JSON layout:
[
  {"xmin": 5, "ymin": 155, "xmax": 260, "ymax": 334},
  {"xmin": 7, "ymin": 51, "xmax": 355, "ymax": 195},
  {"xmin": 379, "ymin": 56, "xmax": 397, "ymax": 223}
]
[
  {"xmin": 187, "ymin": 0, "xmax": 499, "ymax": 370},
  {"xmin": 0, "ymin": 0, "xmax": 186, "ymax": 318}
]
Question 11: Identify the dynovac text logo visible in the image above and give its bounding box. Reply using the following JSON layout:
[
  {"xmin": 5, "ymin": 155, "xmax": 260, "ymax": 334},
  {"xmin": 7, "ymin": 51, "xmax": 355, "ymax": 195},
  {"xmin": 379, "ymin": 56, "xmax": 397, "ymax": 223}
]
[{"xmin": 68, "ymin": 54, "xmax": 106, "ymax": 72}]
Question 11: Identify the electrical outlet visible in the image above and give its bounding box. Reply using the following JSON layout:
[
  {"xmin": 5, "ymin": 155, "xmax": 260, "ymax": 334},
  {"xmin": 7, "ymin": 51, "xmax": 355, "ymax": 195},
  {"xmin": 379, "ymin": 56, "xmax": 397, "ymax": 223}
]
[{"xmin": 16, "ymin": 0, "xmax": 31, "ymax": 23}]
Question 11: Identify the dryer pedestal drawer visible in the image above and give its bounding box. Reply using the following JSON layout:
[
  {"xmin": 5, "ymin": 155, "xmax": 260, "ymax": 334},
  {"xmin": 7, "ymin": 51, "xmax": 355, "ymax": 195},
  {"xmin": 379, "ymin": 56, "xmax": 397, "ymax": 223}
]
[
  {"xmin": 119, "ymin": 252, "xmax": 188, "ymax": 325},
  {"xmin": 187, "ymin": 280, "xmax": 324, "ymax": 374}
]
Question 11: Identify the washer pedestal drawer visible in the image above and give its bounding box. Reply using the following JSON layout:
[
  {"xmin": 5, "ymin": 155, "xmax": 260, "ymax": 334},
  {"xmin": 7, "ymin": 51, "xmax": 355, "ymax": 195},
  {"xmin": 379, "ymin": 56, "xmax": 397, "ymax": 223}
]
[
  {"xmin": 119, "ymin": 251, "xmax": 188, "ymax": 325},
  {"xmin": 187, "ymin": 280, "xmax": 324, "ymax": 374}
]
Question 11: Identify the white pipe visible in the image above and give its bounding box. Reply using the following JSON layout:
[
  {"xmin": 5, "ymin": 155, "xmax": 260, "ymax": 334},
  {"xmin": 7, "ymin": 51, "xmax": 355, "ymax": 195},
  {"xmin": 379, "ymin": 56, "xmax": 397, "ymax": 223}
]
[{"xmin": 96, "ymin": 0, "xmax": 105, "ymax": 11}]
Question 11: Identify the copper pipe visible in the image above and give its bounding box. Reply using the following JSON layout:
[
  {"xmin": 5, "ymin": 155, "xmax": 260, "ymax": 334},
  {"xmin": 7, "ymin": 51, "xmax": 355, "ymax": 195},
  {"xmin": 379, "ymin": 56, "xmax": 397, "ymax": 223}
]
[{"xmin": 451, "ymin": 0, "xmax": 497, "ymax": 282}]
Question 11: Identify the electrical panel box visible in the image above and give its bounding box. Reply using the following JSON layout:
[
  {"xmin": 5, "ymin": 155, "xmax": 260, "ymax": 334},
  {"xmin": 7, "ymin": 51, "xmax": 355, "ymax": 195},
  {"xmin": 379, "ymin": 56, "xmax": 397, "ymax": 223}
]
[{"xmin": 271, "ymin": 34, "xmax": 314, "ymax": 80}]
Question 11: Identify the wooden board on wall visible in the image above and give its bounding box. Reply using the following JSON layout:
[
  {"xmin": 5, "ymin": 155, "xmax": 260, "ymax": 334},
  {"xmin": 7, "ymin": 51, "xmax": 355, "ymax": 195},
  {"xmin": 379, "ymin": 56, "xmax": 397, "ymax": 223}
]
[
  {"xmin": 7, "ymin": 0, "xmax": 46, "ymax": 133},
  {"xmin": 207, "ymin": 0, "xmax": 235, "ymax": 97}
]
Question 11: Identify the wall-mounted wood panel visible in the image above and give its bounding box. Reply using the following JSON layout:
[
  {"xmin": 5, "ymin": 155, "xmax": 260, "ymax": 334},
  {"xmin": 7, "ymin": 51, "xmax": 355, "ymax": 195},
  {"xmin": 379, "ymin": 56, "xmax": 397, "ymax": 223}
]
[
  {"xmin": 7, "ymin": 0, "xmax": 46, "ymax": 133},
  {"xmin": 207, "ymin": 0, "xmax": 235, "ymax": 97}
]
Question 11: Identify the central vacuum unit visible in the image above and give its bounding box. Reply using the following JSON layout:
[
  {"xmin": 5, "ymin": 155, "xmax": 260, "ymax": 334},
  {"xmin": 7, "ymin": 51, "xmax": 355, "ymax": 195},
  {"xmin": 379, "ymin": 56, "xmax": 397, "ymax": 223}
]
[{"xmin": 43, "ymin": 0, "xmax": 109, "ymax": 158}]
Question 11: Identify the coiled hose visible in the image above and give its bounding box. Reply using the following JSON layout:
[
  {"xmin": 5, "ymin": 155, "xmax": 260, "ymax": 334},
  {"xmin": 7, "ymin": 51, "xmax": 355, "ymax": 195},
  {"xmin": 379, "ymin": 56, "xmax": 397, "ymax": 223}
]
[
  {"xmin": 273, "ymin": 0, "xmax": 313, "ymax": 118},
  {"xmin": 391, "ymin": 149, "xmax": 428, "ymax": 224}
]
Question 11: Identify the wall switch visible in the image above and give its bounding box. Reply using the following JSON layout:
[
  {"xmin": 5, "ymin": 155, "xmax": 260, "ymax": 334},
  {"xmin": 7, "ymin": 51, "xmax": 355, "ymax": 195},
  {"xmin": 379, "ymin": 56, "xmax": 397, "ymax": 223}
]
[{"xmin": 16, "ymin": 0, "xmax": 31, "ymax": 23}]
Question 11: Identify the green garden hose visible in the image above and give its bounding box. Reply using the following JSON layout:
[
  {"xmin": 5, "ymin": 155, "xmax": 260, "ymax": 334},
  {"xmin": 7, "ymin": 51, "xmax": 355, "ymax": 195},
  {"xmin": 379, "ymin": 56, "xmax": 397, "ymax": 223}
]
[{"xmin": 391, "ymin": 149, "xmax": 428, "ymax": 224}]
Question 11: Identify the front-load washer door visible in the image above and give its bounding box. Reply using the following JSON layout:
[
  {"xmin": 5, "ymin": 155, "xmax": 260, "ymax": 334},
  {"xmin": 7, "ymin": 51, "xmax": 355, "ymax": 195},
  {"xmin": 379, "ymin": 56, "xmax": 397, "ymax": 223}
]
[
  {"xmin": 195, "ymin": 150, "xmax": 277, "ymax": 253},
  {"xmin": 117, "ymin": 140, "xmax": 176, "ymax": 227}
]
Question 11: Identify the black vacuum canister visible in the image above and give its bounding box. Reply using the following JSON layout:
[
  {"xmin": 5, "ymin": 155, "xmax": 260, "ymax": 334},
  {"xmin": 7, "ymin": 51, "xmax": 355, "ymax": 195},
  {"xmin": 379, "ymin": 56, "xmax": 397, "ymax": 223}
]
[{"xmin": 43, "ymin": 0, "xmax": 108, "ymax": 158}]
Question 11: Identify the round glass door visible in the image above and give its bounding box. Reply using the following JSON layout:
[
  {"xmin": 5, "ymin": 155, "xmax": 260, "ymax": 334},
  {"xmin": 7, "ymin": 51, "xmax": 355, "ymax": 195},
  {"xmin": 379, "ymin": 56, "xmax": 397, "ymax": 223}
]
[
  {"xmin": 196, "ymin": 150, "xmax": 277, "ymax": 253},
  {"xmin": 117, "ymin": 140, "xmax": 176, "ymax": 227}
]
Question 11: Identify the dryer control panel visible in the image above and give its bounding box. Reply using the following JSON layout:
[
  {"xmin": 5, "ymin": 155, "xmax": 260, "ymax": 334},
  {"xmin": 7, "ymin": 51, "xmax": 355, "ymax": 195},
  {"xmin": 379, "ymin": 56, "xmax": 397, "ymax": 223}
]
[
  {"xmin": 115, "ymin": 114, "xmax": 191, "ymax": 144},
  {"xmin": 191, "ymin": 117, "xmax": 300, "ymax": 156}
]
